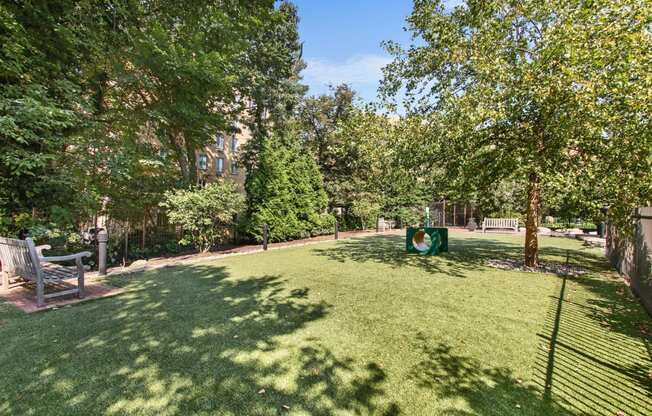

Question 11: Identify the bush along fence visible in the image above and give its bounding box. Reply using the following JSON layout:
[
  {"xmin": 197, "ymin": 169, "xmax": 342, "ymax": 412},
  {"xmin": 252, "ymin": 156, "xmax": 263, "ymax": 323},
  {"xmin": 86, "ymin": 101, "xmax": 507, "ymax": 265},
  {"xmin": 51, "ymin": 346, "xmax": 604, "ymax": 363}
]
[
  {"xmin": 104, "ymin": 222, "xmax": 192, "ymax": 268},
  {"xmin": 606, "ymin": 207, "xmax": 652, "ymax": 315},
  {"xmin": 94, "ymin": 217, "xmax": 397, "ymax": 273}
]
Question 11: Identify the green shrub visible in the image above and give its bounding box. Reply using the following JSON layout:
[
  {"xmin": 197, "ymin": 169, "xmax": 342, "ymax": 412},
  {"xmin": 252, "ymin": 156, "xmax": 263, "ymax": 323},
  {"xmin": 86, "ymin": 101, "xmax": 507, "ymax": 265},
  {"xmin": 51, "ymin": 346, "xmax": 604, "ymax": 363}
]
[
  {"xmin": 160, "ymin": 181, "xmax": 245, "ymax": 252},
  {"xmin": 545, "ymin": 222, "xmax": 597, "ymax": 232},
  {"xmin": 387, "ymin": 206, "xmax": 422, "ymax": 228},
  {"xmin": 350, "ymin": 198, "xmax": 381, "ymax": 230}
]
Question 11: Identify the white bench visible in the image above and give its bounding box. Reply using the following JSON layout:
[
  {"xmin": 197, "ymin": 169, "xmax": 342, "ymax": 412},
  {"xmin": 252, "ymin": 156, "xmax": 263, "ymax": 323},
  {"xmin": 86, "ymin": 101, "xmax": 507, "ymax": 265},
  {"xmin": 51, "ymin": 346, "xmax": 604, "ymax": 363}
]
[
  {"xmin": 482, "ymin": 218, "xmax": 519, "ymax": 233},
  {"xmin": 0, "ymin": 237, "xmax": 90, "ymax": 307}
]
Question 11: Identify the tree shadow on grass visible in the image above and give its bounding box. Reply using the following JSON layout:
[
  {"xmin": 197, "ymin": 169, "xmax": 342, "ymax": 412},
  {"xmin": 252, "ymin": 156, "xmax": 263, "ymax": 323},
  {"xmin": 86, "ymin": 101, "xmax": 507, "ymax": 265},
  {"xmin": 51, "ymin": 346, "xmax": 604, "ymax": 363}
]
[
  {"xmin": 313, "ymin": 234, "xmax": 611, "ymax": 278},
  {"xmin": 408, "ymin": 332, "xmax": 568, "ymax": 416},
  {"xmin": 316, "ymin": 234, "xmax": 651, "ymax": 414},
  {"xmin": 534, "ymin": 276, "xmax": 652, "ymax": 416},
  {"xmin": 0, "ymin": 264, "xmax": 400, "ymax": 415}
]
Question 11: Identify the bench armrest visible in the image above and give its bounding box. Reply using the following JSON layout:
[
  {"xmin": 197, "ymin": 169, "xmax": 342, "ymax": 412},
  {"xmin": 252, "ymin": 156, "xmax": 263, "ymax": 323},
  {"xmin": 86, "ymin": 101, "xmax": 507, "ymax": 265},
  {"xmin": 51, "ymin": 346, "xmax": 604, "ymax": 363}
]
[
  {"xmin": 39, "ymin": 252, "xmax": 91, "ymax": 263},
  {"xmin": 35, "ymin": 245, "xmax": 52, "ymax": 257}
]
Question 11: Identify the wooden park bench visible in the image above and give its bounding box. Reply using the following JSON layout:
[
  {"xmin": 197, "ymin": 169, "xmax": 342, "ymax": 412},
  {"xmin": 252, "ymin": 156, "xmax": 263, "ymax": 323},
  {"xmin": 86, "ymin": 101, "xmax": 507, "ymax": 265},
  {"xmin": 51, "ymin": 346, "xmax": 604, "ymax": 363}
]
[
  {"xmin": 482, "ymin": 218, "xmax": 519, "ymax": 233},
  {"xmin": 0, "ymin": 237, "xmax": 91, "ymax": 307}
]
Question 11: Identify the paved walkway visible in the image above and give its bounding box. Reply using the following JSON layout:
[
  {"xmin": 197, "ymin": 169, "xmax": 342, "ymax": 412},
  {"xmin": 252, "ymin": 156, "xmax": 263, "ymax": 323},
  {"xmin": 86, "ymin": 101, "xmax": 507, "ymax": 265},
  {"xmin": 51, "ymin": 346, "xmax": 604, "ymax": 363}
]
[
  {"xmin": 1, "ymin": 280, "xmax": 124, "ymax": 313},
  {"xmin": 91, "ymin": 227, "xmax": 478, "ymax": 279},
  {"xmin": 89, "ymin": 228, "xmax": 405, "ymax": 279},
  {"xmin": 3, "ymin": 227, "xmax": 603, "ymax": 312},
  {"xmin": 4, "ymin": 229, "xmax": 410, "ymax": 312}
]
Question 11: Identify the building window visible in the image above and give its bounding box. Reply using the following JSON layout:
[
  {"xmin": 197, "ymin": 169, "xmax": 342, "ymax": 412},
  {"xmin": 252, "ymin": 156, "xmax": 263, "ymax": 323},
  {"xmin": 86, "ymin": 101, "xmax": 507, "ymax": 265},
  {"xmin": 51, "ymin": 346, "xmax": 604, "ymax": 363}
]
[
  {"xmin": 230, "ymin": 161, "xmax": 238, "ymax": 175},
  {"xmin": 231, "ymin": 135, "xmax": 238, "ymax": 153},
  {"xmin": 215, "ymin": 133, "xmax": 224, "ymax": 150},
  {"xmin": 198, "ymin": 154, "xmax": 208, "ymax": 170},
  {"xmin": 216, "ymin": 157, "xmax": 224, "ymax": 175}
]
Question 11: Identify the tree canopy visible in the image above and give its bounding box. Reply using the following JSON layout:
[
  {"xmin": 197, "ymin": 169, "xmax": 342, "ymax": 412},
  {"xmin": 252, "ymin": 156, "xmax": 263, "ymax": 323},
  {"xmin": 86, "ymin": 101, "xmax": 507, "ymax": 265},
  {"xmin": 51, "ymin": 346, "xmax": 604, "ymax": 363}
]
[
  {"xmin": 382, "ymin": 0, "xmax": 652, "ymax": 265},
  {"xmin": 0, "ymin": 0, "xmax": 303, "ymax": 235}
]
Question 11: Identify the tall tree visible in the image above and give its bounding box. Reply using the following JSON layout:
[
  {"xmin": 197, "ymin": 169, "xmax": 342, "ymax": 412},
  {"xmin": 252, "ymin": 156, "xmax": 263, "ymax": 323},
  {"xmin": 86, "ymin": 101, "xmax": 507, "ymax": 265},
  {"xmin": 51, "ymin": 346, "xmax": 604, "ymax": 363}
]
[
  {"xmin": 299, "ymin": 84, "xmax": 356, "ymax": 173},
  {"xmin": 244, "ymin": 132, "xmax": 333, "ymax": 242},
  {"xmin": 107, "ymin": 0, "xmax": 279, "ymax": 186},
  {"xmin": 331, "ymin": 109, "xmax": 430, "ymax": 226},
  {"xmin": 382, "ymin": 0, "xmax": 652, "ymax": 266},
  {"xmin": 0, "ymin": 0, "xmax": 135, "ymax": 232},
  {"xmin": 0, "ymin": 0, "xmax": 300, "ymax": 234},
  {"xmin": 0, "ymin": 2, "xmax": 92, "ymax": 231},
  {"xmin": 237, "ymin": 1, "xmax": 337, "ymax": 240},
  {"xmin": 240, "ymin": 1, "xmax": 307, "ymax": 178}
]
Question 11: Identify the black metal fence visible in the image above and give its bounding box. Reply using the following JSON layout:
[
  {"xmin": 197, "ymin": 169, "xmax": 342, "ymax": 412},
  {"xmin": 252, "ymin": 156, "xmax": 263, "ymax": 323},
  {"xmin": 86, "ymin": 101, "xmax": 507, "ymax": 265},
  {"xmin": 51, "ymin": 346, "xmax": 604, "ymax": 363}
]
[
  {"xmin": 103, "ymin": 220, "xmax": 190, "ymax": 267},
  {"xmin": 430, "ymin": 202, "xmax": 476, "ymax": 227}
]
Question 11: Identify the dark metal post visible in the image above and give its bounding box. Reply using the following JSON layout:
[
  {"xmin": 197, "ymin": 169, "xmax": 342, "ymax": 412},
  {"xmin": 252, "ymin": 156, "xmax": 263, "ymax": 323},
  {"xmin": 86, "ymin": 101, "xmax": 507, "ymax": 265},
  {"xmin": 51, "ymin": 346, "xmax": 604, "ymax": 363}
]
[
  {"xmin": 463, "ymin": 204, "xmax": 467, "ymax": 228},
  {"xmin": 123, "ymin": 223, "xmax": 129, "ymax": 267},
  {"xmin": 442, "ymin": 200, "xmax": 446, "ymax": 226},
  {"xmin": 97, "ymin": 229, "xmax": 108, "ymax": 276},
  {"xmin": 335, "ymin": 221, "xmax": 339, "ymax": 240},
  {"xmin": 263, "ymin": 223, "xmax": 269, "ymax": 250}
]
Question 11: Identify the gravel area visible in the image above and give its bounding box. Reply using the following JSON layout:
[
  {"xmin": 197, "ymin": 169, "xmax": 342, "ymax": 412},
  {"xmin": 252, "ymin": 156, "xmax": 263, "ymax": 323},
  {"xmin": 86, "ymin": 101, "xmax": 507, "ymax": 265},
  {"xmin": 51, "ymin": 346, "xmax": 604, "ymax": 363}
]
[{"xmin": 486, "ymin": 258, "xmax": 588, "ymax": 277}]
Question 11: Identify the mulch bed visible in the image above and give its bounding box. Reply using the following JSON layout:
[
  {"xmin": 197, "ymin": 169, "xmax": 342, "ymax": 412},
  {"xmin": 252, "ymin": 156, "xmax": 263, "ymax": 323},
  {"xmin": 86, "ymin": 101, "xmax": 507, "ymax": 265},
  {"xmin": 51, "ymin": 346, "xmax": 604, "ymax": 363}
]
[{"xmin": 486, "ymin": 258, "xmax": 587, "ymax": 277}]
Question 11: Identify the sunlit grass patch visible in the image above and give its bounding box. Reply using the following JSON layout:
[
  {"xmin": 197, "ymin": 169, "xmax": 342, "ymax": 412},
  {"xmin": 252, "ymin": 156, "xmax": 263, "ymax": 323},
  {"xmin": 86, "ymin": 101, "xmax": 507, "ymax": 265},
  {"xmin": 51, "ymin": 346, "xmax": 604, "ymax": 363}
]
[{"xmin": 0, "ymin": 233, "xmax": 649, "ymax": 415}]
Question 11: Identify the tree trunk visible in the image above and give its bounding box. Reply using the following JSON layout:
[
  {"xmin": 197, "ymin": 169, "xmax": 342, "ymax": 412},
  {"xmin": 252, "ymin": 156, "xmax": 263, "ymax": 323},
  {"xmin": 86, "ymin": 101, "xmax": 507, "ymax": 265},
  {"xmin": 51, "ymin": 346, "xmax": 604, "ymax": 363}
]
[
  {"xmin": 185, "ymin": 139, "xmax": 198, "ymax": 186},
  {"xmin": 170, "ymin": 130, "xmax": 190, "ymax": 183},
  {"xmin": 442, "ymin": 199, "xmax": 446, "ymax": 226},
  {"xmin": 525, "ymin": 172, "xmax": 541, "ymax": 267}
]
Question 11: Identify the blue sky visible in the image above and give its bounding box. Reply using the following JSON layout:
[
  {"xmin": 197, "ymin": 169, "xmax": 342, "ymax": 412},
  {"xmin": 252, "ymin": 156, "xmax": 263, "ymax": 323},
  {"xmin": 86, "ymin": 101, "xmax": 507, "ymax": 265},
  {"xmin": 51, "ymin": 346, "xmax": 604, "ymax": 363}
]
[{"xmin": 294, "ymin": 0, "xmax": 463, "ymax": 103}]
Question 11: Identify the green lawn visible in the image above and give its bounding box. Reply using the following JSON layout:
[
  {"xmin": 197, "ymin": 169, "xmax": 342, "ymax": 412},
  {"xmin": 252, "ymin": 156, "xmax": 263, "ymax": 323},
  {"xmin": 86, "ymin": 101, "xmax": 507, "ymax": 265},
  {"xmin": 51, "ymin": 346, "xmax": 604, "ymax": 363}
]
[{"xmin": 1, "ymin": 233, "xmax": 650, "ymax": 415}]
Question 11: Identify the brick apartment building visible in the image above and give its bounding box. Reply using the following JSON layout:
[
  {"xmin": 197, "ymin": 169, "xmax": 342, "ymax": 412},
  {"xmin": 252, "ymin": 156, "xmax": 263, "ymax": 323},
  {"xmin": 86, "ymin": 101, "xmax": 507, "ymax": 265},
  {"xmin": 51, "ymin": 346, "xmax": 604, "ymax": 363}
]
[{"xmin": 195, "ymin": 120, "xmax": 251, "ymax": 190}]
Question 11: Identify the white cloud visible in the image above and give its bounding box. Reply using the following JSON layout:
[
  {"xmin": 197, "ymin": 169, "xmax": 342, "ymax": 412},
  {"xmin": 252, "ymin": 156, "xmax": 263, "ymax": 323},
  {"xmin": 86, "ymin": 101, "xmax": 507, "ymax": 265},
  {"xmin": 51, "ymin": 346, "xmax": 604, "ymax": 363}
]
[{"xmin": 302, "ymin": 54, "xmax": 392, "ymax": 90}]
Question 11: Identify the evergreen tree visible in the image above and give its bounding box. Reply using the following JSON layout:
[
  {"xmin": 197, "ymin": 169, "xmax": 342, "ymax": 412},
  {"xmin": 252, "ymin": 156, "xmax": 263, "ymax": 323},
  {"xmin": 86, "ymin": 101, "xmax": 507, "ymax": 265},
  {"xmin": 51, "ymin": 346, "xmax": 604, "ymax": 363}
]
[
  {"xmin": 244, "ymin": 133, "xmax": 333, "ymax": 242},
  {"xmin": 240, "ymin": 1, "xmax": 307, "ymax": 178}
]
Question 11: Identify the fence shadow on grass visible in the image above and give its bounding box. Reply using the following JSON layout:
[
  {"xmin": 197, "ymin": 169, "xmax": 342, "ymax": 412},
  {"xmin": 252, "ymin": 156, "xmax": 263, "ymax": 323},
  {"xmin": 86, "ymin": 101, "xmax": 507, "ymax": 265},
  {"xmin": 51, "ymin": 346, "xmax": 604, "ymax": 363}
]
[
  {"xmin": 0, "ymin": 264, "xmax": 400, "ymax": 415},
  {"xmin": 534, "ymin": 276, "xmax": 652, "ymax": 416},
  {"xmin": 408, "ymin": 332, "xmax": 568, "ymax": 416},
  {"xmin": 316, "ymin": 233, "xmax": 652, "ymax": 414}
]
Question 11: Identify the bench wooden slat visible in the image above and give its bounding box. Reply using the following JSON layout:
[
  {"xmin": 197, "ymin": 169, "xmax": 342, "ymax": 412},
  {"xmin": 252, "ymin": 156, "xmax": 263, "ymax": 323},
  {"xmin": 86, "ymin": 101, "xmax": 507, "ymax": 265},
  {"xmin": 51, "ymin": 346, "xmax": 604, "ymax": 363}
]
[
  {"xmin": 42, "ymin": 263, "xmax": 78, "ymax": 280},
  {"xmin": 0, "ymin": 237, "xmax": 39, "ymax": 282},
  {"xmin": 44, "ymin": 288, "xmax": 80, "ymax": 299},
  {"xmin": 0, "ymin": 236, "xmax": 88, "ymax": 307},
  {"xmin": 482, "ymin": 218, "xmax": 519, "ymax": 232}
]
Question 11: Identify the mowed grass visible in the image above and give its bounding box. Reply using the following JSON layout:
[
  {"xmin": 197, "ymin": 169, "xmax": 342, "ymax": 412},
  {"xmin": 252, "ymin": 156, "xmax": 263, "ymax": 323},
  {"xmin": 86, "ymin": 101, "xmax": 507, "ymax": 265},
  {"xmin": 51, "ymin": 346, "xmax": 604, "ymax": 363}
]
[{"xmin": 0, "ymin": 233, "xmax": 650, "ymax": 415}]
